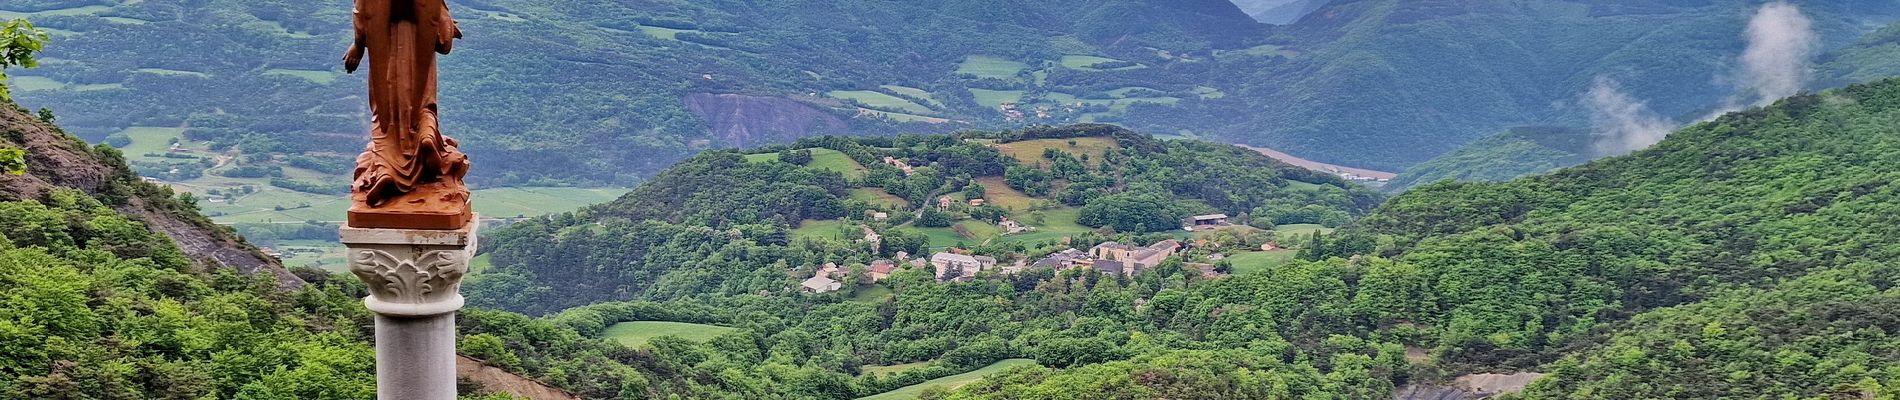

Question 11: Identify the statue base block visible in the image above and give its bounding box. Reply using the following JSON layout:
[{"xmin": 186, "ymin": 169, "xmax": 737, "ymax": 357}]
[{"xmin": 348, "ymin": 182, "xmax": 472, "ymax": 230}]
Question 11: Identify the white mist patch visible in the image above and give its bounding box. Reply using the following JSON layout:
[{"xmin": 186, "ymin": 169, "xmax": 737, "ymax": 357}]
[
  {"xmin": 1586, "ymin": 78, "xmax": 1678, "ymax": 156},
  {"xmin": 1737, "ymin": 1, "xmax": 1820, "ymax": 107}
]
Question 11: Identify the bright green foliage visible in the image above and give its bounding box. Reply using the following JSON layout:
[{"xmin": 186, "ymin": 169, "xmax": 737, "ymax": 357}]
[
  {"xmin": 0, "ymin": 189, "xmax": 376, "ymax": 399},
  {"xmin": 0, "ymin": 18, "xmax": 48, "ymax": 102},
  {"xmin": 0, "ymin": 146, "xmax": 22, "ymax": 175}
]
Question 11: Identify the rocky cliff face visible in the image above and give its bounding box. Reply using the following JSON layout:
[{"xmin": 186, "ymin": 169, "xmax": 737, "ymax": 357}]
[
  {"xmin": 0, "ymin": 103, "xmax": 301, "ymax": 287},
  {"xmin": 1392, "ymin": 372, "xmax": 1545, "ymax": 400},
  {"xmin": 683, "ymin": 93, "xmax": 849, "ymax": 148}
]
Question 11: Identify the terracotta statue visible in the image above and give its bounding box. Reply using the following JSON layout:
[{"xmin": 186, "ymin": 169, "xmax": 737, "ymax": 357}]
[{"xmin": 343, "ymin": 0, "xmax": 472, "ymax": 230}]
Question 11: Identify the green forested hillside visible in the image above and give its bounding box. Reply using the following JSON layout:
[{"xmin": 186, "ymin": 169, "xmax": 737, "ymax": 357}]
[
  {"xmin": 1384, "ymin": 126, "xmax": 1594, "ymax": 190},
  {"xmin": 904, "ymin": 78, "xmax": 1900, "ymax": 400},
  {"xmin": 8, "ymin": 0, "xmax": 1895, "ymax": 186},
  {"xmin": 469, "ymin": 124, "xmax": 1382, "ymax": 314},
  {"xmin": 1391, "ymin": 21, "xmax": 1900, "ymax": 190}
]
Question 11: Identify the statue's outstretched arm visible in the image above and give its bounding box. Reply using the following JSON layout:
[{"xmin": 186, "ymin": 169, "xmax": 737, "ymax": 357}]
[{"xmin": 343, "ymin": 5, "xmax": 368, "ymax": 73}]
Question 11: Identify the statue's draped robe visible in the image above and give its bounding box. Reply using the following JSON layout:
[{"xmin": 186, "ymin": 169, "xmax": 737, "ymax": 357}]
[{"xmin": 352, "ymin": 0, "xmax": 467, "ymax": 207}]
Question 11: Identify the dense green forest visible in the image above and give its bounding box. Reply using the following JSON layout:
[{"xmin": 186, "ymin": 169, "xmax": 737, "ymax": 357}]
[
  {"xmin": 1384, "ymin": 127, "xmax": 1595, "ymax": 190},
  {"xmin": 7, "ymin": 0, "xmax": 1897, "ymax": 186}
]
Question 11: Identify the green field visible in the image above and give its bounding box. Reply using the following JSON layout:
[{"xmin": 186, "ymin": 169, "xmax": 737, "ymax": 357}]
[
  {"xmin": 1001, "ymin": 206, "xmax": 1090, "ymax": 244},
  {"xmin": 955, "ymin": 56, "xmax": 1027, "ymax": 80},
  {"xmin": 746, "ymin": 148, "xmax": 869, "ymax": 179},
  {"xmin": 791, "ymin": 219, "xmax": 858, "ymax": 242},
  {"xmin": 907, "ymin": 220, "xmax": 998, "ymax": 250},
  {"xmin": 17, "ymin": 75, "xmax": 125, "ymax": 92},
  {"xmin": 274, "ymin": 239, "xmax": 349, "ymax": 272},
  {"xmin": 849, "ymin": 284, "xmax": 894, "ymax": 304},
  {"xmin": 469, "ymin": 187, "xmax": 630, "ymax": 218},
  {"xmin": 263, "ymin": 68, "xmax": 340, "ymax": 84},
  {"xmin": 1224, "ymin": 250, "xmax": 1299, "ymax": 275},
  {"xmin": 996, "ymin": 137, "xmax": 1118, "ymax": 167},
  {"xmin": 848, "ymin": 188, "xmax": 910, "ymax": 209},
  {"xmin": 190, "ymin": 185, "xmax": 629, "ymax": 224},
  {"xmin": 0, "ymin": 5, "xmax": 111, "ymax": 19},
  {"xmin": 860, "ymin": 361, "xmax": 930, "ymax": 377},
  {"xmin": 830, "ymin": 90, "xmax": 934, "ymax": 114},
  {"xmin": 969, "ymin": 89, "xmax": 1025, "ymax": 109},
  {"xmin": 603, "ymin": 321, "xmax": 738, "ymax": 348},
  {"xmin": 1064, "ymin": 54, "xmax": 1117, "ymax": 69},
  {"xmin": 879, "ymin": 85, "xmax": 942, "ymax": 107},
  {"xmin": 859, "ymin": 359, "xmax": 1039, "ymax": 400},
  {"xmin": 808, "ymin": 149, "xmax": 869, "ymax": 179},
  {"xmin": 637, "ymin": 25, "xmax": 698, "ymax": 40},
  {"xmin": 974, "ymin": 177, "xmax": 1034, "ymax": 212},
  {"xmin": 1193, "ymin": 86, "xmax": 1226, "ymax": 99},
  {"xmin": 135, "ymin": 68, "xmax": 210, "ymax": 78},
  {"xmin": 1274, "ymin": 224, "xmax": 1335, "ymax": 238}
]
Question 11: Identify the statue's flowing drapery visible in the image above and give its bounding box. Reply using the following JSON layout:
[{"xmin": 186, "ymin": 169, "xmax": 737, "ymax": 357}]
[{"xmin": 347, "ymin": 0, "xmax": 468, "ymax": 208}]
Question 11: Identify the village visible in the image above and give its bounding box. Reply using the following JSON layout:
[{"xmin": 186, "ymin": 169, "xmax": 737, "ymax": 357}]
[{"xmin": 796, "ymin": 212, "xmax": 1292, "ymax": 294}]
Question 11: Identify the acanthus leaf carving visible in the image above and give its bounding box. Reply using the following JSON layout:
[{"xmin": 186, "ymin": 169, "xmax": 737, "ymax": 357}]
[{"xmin": 350, "ymin": 248, "xmax": 467, "ymax": 305}]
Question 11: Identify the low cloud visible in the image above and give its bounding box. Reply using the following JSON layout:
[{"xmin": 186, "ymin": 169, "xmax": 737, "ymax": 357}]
[
  {"xmin": 1586, "ymin": 77, "xmax": 1678, "ymax": 156},
  {"xmin": 1735, "ymin": 1, "xmax": 1820, "ymax": 108}
]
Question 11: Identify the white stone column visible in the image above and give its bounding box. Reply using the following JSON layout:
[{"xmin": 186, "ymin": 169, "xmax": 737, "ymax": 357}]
[{"xmin": 341, "ymin": 217, "xmax": 478, "ymax": 400}]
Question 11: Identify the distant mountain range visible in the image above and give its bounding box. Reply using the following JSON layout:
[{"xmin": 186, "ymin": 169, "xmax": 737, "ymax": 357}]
[{"xmin": 4, "ymin": 0, "xmax": 1898, "ymax": 187}]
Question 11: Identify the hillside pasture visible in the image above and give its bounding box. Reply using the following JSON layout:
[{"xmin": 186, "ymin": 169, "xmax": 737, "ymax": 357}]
[
  {"xmin": 860, "ymin": 361, "xmax": 930, "ymax": 377},
  {"xmin": 744, "ymin": 148, "xmax": 869, "ymax": 179},
  {"xmin": 603, "ymin": 321, "xmax": 737, "ymax": 348},
  {"xmin": 995, "ymin": 137, "xmax": 1118, "ymax": 167},
  {"xmin": 1224, "ymin": 250, "xmax": 1299, "ymax": 275},
  {"xmin": 791, "ymin": 219, "xmax": 857, "ymax": 242},
  {"xmin": 829, "ymin": 90, "xmax": 935, "ymax": 114},
  {"xmin": 1060, "ymin": 55, "xmax": 1137, "ymax": 70},
  {"xmin": 955, "ymin": 56, "xmax": 1028, "ymax": 80},
  {"xmin": 969, "ymin": 89, "xmax": 1025, "ymax": 109},
  {"xmin": 880, "ymin": 85, "xmax": 943, "ymax": 107},
  {"xmin": 973, "ymin": 177, "xmax": 1035, "ymax": 212},
  {"xmin": 848, "ymin": 188, "xmax": 910, "ymax": 209},
  {"xmin": 858, "ymin": 359, "xmax": 1039, "ymax": 400}
]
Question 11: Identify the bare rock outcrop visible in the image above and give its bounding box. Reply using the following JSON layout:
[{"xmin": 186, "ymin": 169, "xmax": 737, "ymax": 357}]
[
  {"xmin": 684, "ymin": 93, "xmax": 847, "ymax": 148},
  {"xmin": 0, "ymin": 103, "xmax": 301, "ymax": 287},
  {"xmin": 1393, "ymin": 372, "xmax": 1545, "ymax": 400},
  {"xmin": 457, "ymin": 356, "xmax": 580, "ymax": 400}
]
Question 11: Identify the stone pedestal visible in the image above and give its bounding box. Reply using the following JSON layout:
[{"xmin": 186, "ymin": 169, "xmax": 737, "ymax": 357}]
[{"xmin": 341, "ymin": 217, "xmax": 478, "ymax": 400}]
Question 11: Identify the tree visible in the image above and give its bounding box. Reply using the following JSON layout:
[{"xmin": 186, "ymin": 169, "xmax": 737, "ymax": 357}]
[
  {"xmin": 779, "ymin": 148, "xmax": 814, "ymax": 165},
  {"xmin": 0, "ymin": 147, "xmax": 22, "ymax": 176},
  {"xmin": 0, "ymin": 18, "xmax": 49, "ymax": 102}
]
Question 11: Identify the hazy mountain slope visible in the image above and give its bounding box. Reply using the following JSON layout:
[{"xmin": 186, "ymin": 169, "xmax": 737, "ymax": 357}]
[
  {"xmin": 1388, "ymin": 20, "xmax": 1900, "ymax": 191},
  {"xmin": 1383, "ymin": 126, "xmax": 1594, "ymax": 190},
  {"xmin": 9, "ymin": 0, "xmax": 1898, "ymax": 189},
  {"xmin": 4, "ymin": 0, "xmax": 1264, "ymax": 187},
  {"xmin": 1218, "ymin": 0, "xmax": 1900, "ymax": 172},
  {"xmin": 1818, "ymin": 21, "xmax": 1900, "ymax": 88}
]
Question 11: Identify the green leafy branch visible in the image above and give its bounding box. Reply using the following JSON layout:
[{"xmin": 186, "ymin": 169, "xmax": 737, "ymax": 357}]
[{"xmin": 1, "ymin": 18, "xmax": 50, "ymax": 102}]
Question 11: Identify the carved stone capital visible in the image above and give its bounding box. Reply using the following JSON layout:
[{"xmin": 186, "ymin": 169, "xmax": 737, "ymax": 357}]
[{"xmin": 340, "ymin": 217, "xmax": 478, "ymax": 317}]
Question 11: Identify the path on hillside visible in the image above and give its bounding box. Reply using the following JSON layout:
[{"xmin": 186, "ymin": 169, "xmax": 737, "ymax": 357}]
[{"xmin": 1238, "ymin": 145, "xmax": 1398, "ymax": 180}]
